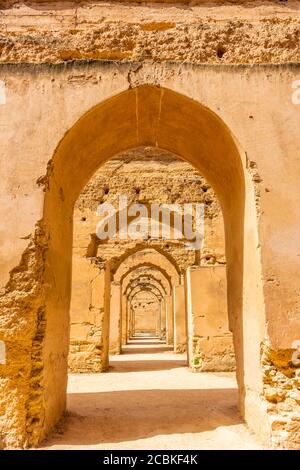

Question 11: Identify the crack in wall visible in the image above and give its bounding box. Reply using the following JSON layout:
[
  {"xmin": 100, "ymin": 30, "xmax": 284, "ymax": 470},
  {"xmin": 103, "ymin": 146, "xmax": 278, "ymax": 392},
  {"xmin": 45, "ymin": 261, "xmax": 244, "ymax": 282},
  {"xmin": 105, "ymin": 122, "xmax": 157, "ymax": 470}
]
[{"xmin": 0, "ymin": 221, "xmax": 48, "ymax": 448}]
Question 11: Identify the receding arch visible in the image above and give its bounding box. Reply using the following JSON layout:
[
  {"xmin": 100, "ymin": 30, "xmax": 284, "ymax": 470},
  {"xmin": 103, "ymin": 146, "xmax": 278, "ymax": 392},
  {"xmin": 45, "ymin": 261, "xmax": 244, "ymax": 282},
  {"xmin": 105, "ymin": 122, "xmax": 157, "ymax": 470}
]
[
  {"xmin": 128, "ymin": 288, "xmax": 163, "ymax": 338},
  {"xmin": 120, "ymin": 263, "xmax": 174, "ymax": 291},
  {"xmin": 124, "ymin": 275, "xmax": 169, "ymax": 297},
  {"xmin": 120, "ymin": 267, "xmax": 171, "ymax": 346},
  {"xmin": 128, "ymin": 285, "xmax": 164, "ymax": 302},
  {"xmin": 122, "ymin": 267, "xmax": 171, "ymax": 294},
  {"xmin": 32, "ymin": 84, "xmax": 265, "ymax": 446},
  {"xmin": 126, "ymin": 277, "xmax": 166, "ymax": 298},
  {"xmin": 118, "ymin": 262, "xmax": 176, "ymax": 287},
  {"xmin": 112, "ymin": 244, "xmax": 181, "ymax": 276},
  {"xmin": 88, "ymin": 212, "xmax": 188, "ymax": 273},
  {"xmin": 114, "ymin": 248, "xmax": 180, "ymax": 286}
]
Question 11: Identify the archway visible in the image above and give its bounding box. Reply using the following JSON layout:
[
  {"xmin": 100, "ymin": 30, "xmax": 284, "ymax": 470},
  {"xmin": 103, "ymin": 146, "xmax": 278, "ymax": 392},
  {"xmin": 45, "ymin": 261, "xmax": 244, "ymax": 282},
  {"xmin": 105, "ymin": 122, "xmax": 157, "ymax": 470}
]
[
  {"xmin": 124, "ymin": 275, "xmax": 169, "ymax": 297},
  {"xmin": 128, "ymin": 287, "xmax": 163, "ymax": 338},
  {"xmin": 6, "ymin": 85, "xmax": 265, "ymax": 446},
  {"xmin": 121, "ymin": 266, "xmax": 172, "ymax": 346},
  {"xmin": 111, "ymin": 247, "xmax": 180, "ymax": 355},
  {"xmin": 115, "ymin": 250, "xmax": 179, "ymax": 291}
]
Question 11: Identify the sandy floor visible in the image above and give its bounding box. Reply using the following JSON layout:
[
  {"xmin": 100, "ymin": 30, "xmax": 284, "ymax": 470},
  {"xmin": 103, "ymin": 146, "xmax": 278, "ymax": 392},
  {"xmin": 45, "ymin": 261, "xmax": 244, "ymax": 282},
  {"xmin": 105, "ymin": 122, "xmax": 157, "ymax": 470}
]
[{"xmin": 42, "ymin": 339, "xmax": 263, "ymax": 450}]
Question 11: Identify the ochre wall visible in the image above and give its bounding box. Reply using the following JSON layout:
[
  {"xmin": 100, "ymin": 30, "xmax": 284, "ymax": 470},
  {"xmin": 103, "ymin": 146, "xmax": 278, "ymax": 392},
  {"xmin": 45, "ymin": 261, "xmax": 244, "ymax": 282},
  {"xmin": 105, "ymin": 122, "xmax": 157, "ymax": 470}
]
[
  {"xmin": 0, "ymin": 1, "xmax": 298, "ymax": 64},
  {"xmin": 73, "ymin": 148, "xmax": 225, "ymax": 270},
  {"xmin": 188, "ymin": 266, "xmax": 236, "ymax": 372},
  {"xmin": 131, "ymin": 291, "xmax": 159, "ymax": 335}
]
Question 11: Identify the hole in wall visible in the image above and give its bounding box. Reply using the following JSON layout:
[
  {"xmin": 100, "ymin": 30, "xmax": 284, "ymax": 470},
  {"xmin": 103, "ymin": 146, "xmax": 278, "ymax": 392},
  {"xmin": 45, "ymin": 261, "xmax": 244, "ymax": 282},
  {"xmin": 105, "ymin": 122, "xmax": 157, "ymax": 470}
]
[{"xmin": 216, "ymin": 45, "xmax": 226, "ymax": 59}]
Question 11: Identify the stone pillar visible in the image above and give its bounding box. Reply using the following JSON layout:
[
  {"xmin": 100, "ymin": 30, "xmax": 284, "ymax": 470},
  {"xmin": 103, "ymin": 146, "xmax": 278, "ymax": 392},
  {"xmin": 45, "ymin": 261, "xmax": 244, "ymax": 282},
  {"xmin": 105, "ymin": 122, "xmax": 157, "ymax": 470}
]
[
  {"xmin": 174, "ymin": 284, "xmax": 187, "ymax": 353},
  {"xmin": 185, "ymin": 267, "xmax": 193, "ymax": 367},
  {"xmin": 159, "ymin": 300, "xmax": 166, "ymax": 340},
  {"xmin": 165, "ymin": 295, "xmax": 174, "ymax": 345},
  {"xmin": 109, "ymin": 281, "xmax": 122, "ymax": 354},
  {"xmin": 121, "ymin": 293, "xmax": 127, "ymax": 345},
  {"xmin": 155, "ymin": 301, "xmax": 161, "ymax": 338},
  {"xmin": 69, "ymin": 260, "xmax": 111, "ymax": 372},
  {"xmin": 126, "ymin": 299, "xmax": 134, "ymax": 339},
  {"xmin": 131, "ymin": 304, "xmax": 135, "ymax": 337},
  {"xmin": 127, "ymin": 300, "xmax": 132, "ymax": 340},
  {"xmin": 186, "ymin": 265, "xmax": 235, "ymax": 372},
  {"xmin": 100, "ymin": 263, "xmax": 111, "ymax": 371}
]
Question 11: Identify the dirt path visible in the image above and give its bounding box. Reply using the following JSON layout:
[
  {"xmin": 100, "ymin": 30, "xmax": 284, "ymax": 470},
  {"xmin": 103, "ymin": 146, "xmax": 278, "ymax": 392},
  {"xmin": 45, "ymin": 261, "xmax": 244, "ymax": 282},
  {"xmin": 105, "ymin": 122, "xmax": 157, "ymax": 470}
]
[{"xmin": 42, "ymin": 339, "xmax": 263, "ymax": 450}]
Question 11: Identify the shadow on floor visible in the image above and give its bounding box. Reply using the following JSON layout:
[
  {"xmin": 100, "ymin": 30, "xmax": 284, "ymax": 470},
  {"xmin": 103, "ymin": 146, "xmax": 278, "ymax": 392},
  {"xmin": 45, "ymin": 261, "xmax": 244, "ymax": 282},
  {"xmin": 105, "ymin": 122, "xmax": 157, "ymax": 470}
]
[
  {"xmin": 126, "ymin": 340, "xmax": 167, "ymax": 345},
  {"xmin": 44, "ymin": 388, "xmax": 241, "ymax": 446},
  {"xmin": 109, "ymin": 359, "xmax": 187, "ymax": 372},
  {"xmin": 120, "ymin": 346, "xmax": 174, "ymax": 355}
]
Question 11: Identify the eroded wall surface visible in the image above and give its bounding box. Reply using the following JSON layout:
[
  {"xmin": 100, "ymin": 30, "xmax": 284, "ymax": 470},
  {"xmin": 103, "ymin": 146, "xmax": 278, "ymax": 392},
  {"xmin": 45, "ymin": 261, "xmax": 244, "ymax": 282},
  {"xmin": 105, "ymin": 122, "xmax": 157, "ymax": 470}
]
[
  {"xmin": 0, "ymin": 1, "xmax": 299, "ymax": 64},
  {"xmin": 73, "ymin": 148, "xmax": 225, "ymax": 271},
  {"xmin": 187, "ymin": 266, "xmax": 235, "ymax": 372}
]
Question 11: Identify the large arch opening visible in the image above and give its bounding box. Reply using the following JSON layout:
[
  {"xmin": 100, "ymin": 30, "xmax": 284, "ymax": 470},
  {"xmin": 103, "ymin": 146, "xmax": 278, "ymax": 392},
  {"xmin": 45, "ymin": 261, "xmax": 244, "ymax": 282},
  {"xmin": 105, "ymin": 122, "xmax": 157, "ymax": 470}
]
[
  {"xmin": 121, "ymin": 265, "xmax": 173, "ymax": 348},
  {"xmin": 114, "ymin": 248, "xmax": 180, "ymax": 352},
  {"xmin": 18, "ymin": 85, "xmax": 265, "ymax": 446}
]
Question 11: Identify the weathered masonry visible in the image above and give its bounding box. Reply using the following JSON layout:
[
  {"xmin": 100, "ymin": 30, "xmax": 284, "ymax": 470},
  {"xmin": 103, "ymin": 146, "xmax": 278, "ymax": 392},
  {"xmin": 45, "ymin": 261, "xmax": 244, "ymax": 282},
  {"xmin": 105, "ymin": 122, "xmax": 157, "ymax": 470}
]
[
  {"xmin": 68, "ymin": 150, "xmax": 232, "ymax": 371},
  {"xmin": 0, "ymin": 0, "xmax": 299, "ymax": 450}
]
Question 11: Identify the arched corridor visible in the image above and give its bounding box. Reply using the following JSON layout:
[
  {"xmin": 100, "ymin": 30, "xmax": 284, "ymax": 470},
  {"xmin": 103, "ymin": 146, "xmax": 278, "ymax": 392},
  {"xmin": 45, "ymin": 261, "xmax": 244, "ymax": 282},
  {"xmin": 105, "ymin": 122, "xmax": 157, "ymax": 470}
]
[
  {"xmin": 1, "ymin": 86, "xmax": 263, "ymax": 447},
  {"xmin": 45, "ymin": 139, "xmax": 243, "ymax": 449},
  {"xmin": 59, "ymin": 141, "xmax": 240, "ymax": 448},
  {"xmin": 0, "ymin": 81, "xmax": 299, "ymax": 451}
]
